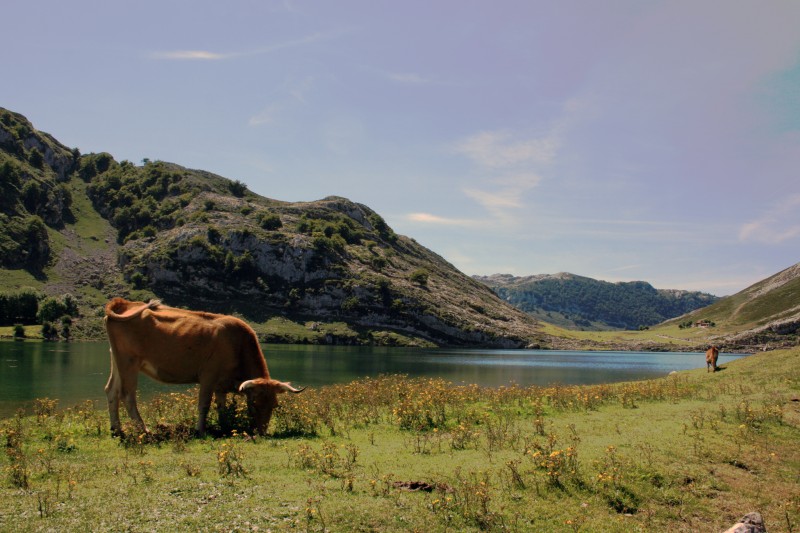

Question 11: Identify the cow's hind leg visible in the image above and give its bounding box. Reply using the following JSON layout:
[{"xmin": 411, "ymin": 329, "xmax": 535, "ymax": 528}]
[
  {"xmin": 104, "ymin": 348, "xmax": 123, "ymax": 436},
  {"xmin": 118, "ymin": 365, "xmax": 147, "ymax": 433}
]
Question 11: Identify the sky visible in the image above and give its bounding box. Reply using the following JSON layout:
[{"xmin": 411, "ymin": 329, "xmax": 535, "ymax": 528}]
[{"xmin": 2, "ymin": 1, "xmax": 799, "ymax": 296}]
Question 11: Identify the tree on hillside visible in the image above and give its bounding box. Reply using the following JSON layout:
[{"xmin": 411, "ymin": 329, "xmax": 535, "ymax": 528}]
[
  {"xmin": 228, "ymin": 180, "xmax": 248, "ymax": 197},
  {"xmin": 21, "ymin": 180, "xmax": 45, "ymax": 213},
  {"xmin": 1, "ymin": 289, "xmax": 40, "ymax": 325},
  {"xmin": 28, "ymin": 148, "xmax": 44, "ymax": 169},
  {"xmin": 0, "ymin": 160, "xmax": 21, "ymax": 211},
  {"xmin": 37, "ymin": 294, "xmax": 79, "ymax": 323}
]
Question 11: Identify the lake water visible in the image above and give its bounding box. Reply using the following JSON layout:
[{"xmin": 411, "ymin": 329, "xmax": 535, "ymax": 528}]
[{"xmin": 0, "ymin": 340, "xmax": 747, "ymax": 419}]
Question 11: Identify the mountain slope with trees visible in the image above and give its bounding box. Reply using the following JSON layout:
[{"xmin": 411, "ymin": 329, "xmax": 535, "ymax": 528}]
[
  {"xmin": 0, "ymin": 107, "xmax": 543, "ymax": 347},
  {"xmin": 475, "ymin": 273, "xmax": 719, "ymax": 330}
]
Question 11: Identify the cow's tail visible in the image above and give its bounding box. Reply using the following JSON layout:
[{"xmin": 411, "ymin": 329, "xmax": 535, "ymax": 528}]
[{"xmin": 104, "ymin": 298, "xmax": 161, "ymax": 322}]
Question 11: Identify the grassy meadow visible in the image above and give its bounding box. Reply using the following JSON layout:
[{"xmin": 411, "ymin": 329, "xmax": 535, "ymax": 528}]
[{"xmin": 1, "ymin": 348, "xmax": 799, "ymax": 532}]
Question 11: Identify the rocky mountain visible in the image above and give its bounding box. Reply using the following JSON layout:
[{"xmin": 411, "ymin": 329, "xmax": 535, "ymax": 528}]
[
  {"xmin": 475, "ymin": 272, "xmax": 719, "ymax": 330},
  {"xmin": 0, "ymin": 109, "xmax": 78, "ymax": 272},
  {"xmin": 0, "ymin": 107, "xmax": 544, "ymax": 347}
]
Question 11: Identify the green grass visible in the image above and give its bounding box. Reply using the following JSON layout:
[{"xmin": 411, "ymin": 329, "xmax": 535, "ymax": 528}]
[
  {"xmin": 258, "ymin": 316, "xmax": 434, "ymax": 347},
  {"xmin": 0, "ymin": 324, "xmax": 42, "ymax": 338},
  {"xmin": 538, "ymin": 321, "xmax": 706, "ymax": 348},
  {"xmin": 64, "ymin": 179, "xmax": 112, "ymax": 247},
  {"xmin": 2, "ymin": 349, "xmax": 799, "ymax": 531},
  {"xmin": 0, "ymin": 269, "xmax": 44, "ymax": 292}
]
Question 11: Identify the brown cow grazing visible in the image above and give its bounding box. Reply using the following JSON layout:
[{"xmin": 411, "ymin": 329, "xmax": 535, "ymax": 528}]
[
  {"xmin": 103, "ymin": 297, "xmax": 303, "ymax": 436},
  {"xmin": 706, "ymin": 345, "xmax": 719, "ymax": 373}
]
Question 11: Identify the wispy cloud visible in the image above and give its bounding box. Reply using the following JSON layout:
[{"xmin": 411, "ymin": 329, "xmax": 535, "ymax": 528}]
[
  {"xmin": 739, "ymin": 194, "xmax": 800, "ymax": 244},
  {"xmin": 406, "ymin": 129, "xmax": 557, "ymax": 228},
  {"xmin": 445, "ymin": 100, "xmax": 589, "ymax": 226},
  {"xmin": 451, "ymin": 128, "xmax": 558, "ymax": 224},
  {"xmin": 151, "ymin": 50, "xmax": 228, "ymax": 61},
  {"xmin": 454, "ymin": 130, "xmax": 558, "ymax": 168},
  {"xmin": 462, "ymin": 188, "xmax": 522, "ymax": 210},
  {"xmin": 406, "ymin": 213, "xmax": 480, "ymax": 227},
  {"xmin": 151, "ymin": 30, "xmax": 348, "ymax": 61}
]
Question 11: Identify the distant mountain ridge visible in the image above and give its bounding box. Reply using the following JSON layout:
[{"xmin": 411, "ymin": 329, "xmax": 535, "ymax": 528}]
[
  {"xmin": 0, "ymin": 107, "xmax": 543, "ymax": 347},
  {"xmin": 475, "ymin": 272, "xmax": 720, "ymax": 330}
]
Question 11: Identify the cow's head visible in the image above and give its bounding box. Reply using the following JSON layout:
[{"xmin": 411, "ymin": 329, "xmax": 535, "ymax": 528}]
[{"xmin": 238, "ymin": 378, "xmax": 305, "ymax": 434}]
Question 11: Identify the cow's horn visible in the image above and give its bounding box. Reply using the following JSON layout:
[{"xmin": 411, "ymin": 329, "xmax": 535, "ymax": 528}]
[
  {"xmin": 239, "ymin": 380, "xmax": 257, "ymax": 392},
  {"xmin": 279, "ymin": 382, "xmax": 306, "ymax": 394}
]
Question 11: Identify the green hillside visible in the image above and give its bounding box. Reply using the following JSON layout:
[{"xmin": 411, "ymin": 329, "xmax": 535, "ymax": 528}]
[
  {"xmin": 659, "ymin": 262, "xmax": 800, "ymax": 345},
  {"xmin": 0, "ymin": 108, "xmax": 544, "ymax": 347}
]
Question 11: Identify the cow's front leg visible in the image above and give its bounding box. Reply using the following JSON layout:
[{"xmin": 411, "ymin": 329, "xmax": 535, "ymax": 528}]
[
  {"xmin": 214, "ymin": 391, "xmax": 229, "ymax": 431},
  {"xmin": 196, "ymin": 385, "xmax": 214, "ymax": 436},
  {"xmin": 120, "ymin": 370, "xmax": 147, "ymax": 433}
]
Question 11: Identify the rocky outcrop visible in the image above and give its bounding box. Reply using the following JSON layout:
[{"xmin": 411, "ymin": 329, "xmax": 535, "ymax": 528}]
[
  {"xmin": 723, "ymin": 512, "xmax": 766, "ymax": 533},
  {"xmin": 21, "ymin": 133, "xmax": 75, "ymax": 181},
  {"xmin": 0, "ymin": 108, "xmax": 76, "ymax": 182}
]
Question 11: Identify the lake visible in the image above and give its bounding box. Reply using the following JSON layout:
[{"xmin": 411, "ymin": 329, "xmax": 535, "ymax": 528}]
[{"xmin": 0, "ymin": 340, "xmax": 747, "ymax": 419}]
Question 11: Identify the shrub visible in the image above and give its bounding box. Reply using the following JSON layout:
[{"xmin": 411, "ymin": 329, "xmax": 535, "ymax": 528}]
[
  {"xmin": 41, "ymin": 322, "xmax": 58, "ymax": 340},
  {"xmin": 234, "ymin": 251, "xmax": 258, "ymax": 277},
  {"xmin": 37, "ymin": 297, "xmax": 68, "ymax": 323},
  {"xmin": 409, "ymin": 269, "xmax": 429, "ymax": 286},
  {"xmin": 313, "ymin": 234, "xmax": 346, "ymax": 256},
  {"xmin": 130, "ymin": 272, "xmax": 146, "ymax": 289},
  {"xmin": 37, "ymin": 294, "xmax": 80, "ymax": 330},
  {"xmin": 0, "ymin": 160, "xmax": 22, "ymax": 211},
  {"xmin": 368, "ymin": 213, "xmax": 397, "ymax": 242},
  {"xmin": 60, "ymin": 316, "xmax": 72, "ymax": 340},
  {"xmin": 341, "ymin": 296, "xmax": 359, "ymax": 312},
  {"xmin": 227, "ymin": 180, "xmax": 248, "ymax": 197},
  {"xmin": 257, "ymin": 212, "xmax": 282, "ymax": 230},
  {"xmin": 28, "ymin": 148, "xmax": 44, "ymax": 169},
  {"xmin": 207, "ymin": 226, "xmax": 221, "ymax": 244},
  {"xmin": 21, "ymin": 180, "xmax": 46, "ymax": 214}
]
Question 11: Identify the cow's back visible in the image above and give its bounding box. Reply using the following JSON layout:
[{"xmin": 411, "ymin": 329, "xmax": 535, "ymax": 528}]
[
  {"xmin": 105, "ymin": 299, "xmax": 267, "ymax": 385},
  {"xmin": 106, "ymin": 301, "xmax": 232, "ymax": 383}
]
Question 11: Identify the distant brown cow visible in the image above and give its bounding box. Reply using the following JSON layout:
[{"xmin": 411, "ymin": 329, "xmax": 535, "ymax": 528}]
[
  {"xmin": 103, "ymin": 298, "xmax": 303, "ymax": 436},
  {"xmin": 706, "ymin": 345, "xmax": 719, "ymax": 373}
]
